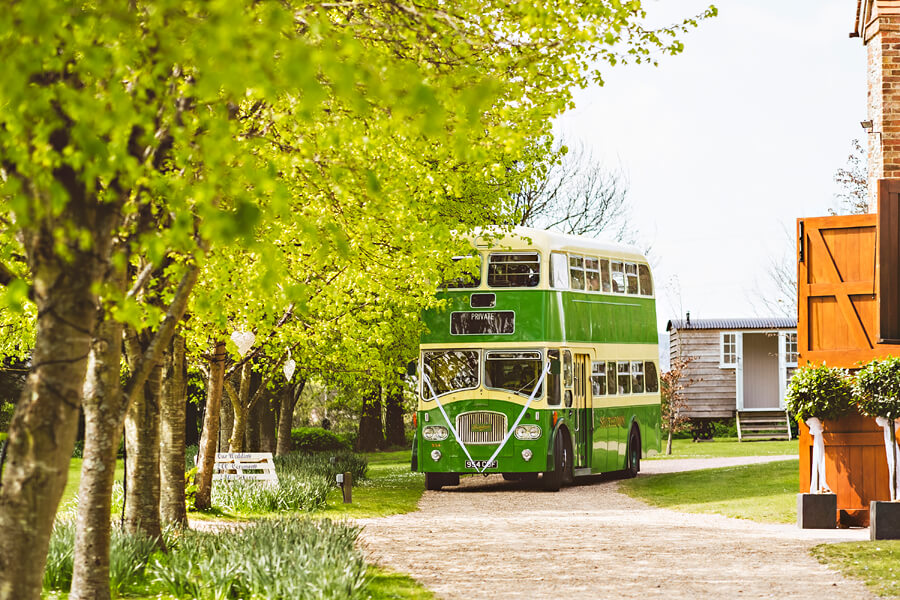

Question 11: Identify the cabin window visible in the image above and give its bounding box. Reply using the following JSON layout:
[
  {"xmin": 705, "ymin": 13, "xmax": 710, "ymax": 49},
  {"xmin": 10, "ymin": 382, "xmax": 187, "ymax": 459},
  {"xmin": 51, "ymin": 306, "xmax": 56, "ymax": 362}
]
[
  {"xmin": 547, "ymin": 349, "xmax": 561, "ymax": 405},
  {"xmin": 591, "ymin": 361, "xmax": 607, "ymax": 396},
  {"xmin": 785, "ymin": 333, "xmax": 798, "ymax": 365},
  {"xmin": 611, "ymin": 261, "xmax": 625, "ymax": 293},
  {"xmin": 585, "ymin": 257, "xmax": 600, "ymax": 291},
  {"xmin": 563, "ymin": 350, "xmax": 573, "ymax": 387},
  {"xmin": 607, "ymin": 361, "xmax": 617, "ymax": 395},
  {"xmin": 484, "ymin": 350, "xmax": 544, "ymax": 398},
  {"xmin": 638, "ymin": 264, "xmax": 653, "ymax": 296},
  {"xmin": 550, "ymin": 252, "xmax": 569, "ymax": 289},
  {"xmin": 569, "ymin": 255, "xmax": 585, "ymax": 290},
  {"xmin": 600, "ymin": 259, "xmax": 611, "ymax": 292},
  {"xmin": 441, "ymin": 255, "xmax": 481, "ymax": 289},
  {"xmin": 617, "ymin": 361, "xmax": 631, "ymax": 394},
  {"xmin": 631, "ymin": 361, "xmax": 644, "ymax": 393},
  {"xmin": 422, "ymin": 350, "xmax": 479, "ymax": 397},
  {"xmin": 720, "ymin": 333, "xmax": 738, "ymax": 367},
  {"xmin": 625, "ymin": 263, "xmax": 639, "ymax": 294},
  {"xmin": 644, "ymin": 361, "xmax": 659, "ymax": 393},
  {"xmin": 487, "ymin": 252, "xmax": 540, "ymax": 288}
]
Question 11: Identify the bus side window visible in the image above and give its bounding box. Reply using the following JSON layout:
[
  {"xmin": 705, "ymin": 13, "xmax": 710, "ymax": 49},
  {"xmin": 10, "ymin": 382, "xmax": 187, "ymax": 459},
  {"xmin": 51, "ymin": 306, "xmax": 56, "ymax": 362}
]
[
  {"xmin": 563, "ymin": 350, "xmax": 573, "ymax": 387},
  {"xmin": 606, "ymin": 361, "xmax": 617, "ymax": 395},
  {"xmin": 547, "ymin": 350, "xmax": 561, "ymax": 405},
  {"xmin": 550, "ymin": 252, "xmax": 569, "ymax": 289},
  {"xmin": 585, "ymin": 257, "xmax": 600, "ymax": 291},
  {"xmin": 591, "ymin": 361, "xmax": 606, "ymax": 396},
  {"xmin": 625, "ymin": 263, "xmax": 639, "ymax": 294},
  {"xmin": 600, "ymin": 259, "xmax": 611, "ymax": 293},
  {"xmin": 631, "ymin": 360, "xmax": 644, "ymax": 393},
  {"xmin": 644, "ymin": 361, "xmax": 659, "ymax": 393},
  {"xmin": 617, "ymin": 361, "xmax": 631, "ymax": 394},
  {"xmin": 611, "ymin": 261, "xmax": 625, "ymax": 293},
  {"xmin": 638, "ymin": 264, "xmax": 653, "ymax": 296},
  {"xmin": 569, "ymin": 255, "xmax": 585, "ymax": 290}
]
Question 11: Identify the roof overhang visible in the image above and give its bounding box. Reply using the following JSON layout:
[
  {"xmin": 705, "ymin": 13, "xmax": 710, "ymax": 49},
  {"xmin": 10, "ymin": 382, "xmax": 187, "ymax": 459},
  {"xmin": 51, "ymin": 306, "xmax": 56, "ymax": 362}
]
[{"xmin": 854, "ymin": 0, "xmax": 900, "ymax": 42}]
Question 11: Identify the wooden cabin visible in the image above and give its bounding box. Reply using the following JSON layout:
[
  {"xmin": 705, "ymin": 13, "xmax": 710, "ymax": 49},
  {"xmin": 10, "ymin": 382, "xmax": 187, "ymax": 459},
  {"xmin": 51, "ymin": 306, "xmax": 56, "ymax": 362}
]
[{"xmin": 666, "ymin": 317, "xmax": 797, "ymax": 440}]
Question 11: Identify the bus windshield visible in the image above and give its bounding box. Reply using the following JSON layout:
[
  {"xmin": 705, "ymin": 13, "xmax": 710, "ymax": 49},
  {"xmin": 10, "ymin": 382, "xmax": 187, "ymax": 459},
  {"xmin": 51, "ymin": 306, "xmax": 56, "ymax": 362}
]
[
  {"xmin": 484, "ymin": 350, "xmax": 543, "ymax": 397},
  {"xmin": 422, "ymin": 350, "xmax": 479, "ymax": 397}
]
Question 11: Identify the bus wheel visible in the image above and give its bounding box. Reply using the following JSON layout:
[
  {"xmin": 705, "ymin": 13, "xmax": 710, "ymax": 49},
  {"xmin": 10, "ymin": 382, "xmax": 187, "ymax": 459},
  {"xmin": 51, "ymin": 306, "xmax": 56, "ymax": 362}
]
[
  {"xmin": 425, "ymin": 473, "xmax": 454, "ymax": 491},
  {"xmin": 561, "ymin": 434, "xmax": 574, "ymax": 486},
  {"xmin": 542, "ymin": 432, "xmax": 568, "ymax": 491},
  {"xmin": 625, "ymin": 427, "xmax": 641, "ymax": 478}
]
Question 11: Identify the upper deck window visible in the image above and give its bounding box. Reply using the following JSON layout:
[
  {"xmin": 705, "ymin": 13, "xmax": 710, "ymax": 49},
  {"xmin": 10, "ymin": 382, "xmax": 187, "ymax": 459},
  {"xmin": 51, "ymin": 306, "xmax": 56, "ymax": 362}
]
[
  {"xmin": 625, "ymin": 263, "xmax": 639, "ymax": 294},
  {"xmin": 585, "ymin": 258, "xmax": 600, "ymax": 291},
  {"xmin": 638, "ymin": 264, "xmax": 653, "ymax": 296},
  {"xmin": 569, "ymin": 255, "xmax": 585, "ymax": 290},
  {"xmin": 551, "ymin": 252, "xmax": 568, "ymax": 289},
  {"xmin": 422, "ymin": 350, "xmax": 479, "ymax": 397},
  {"xmin": 484, "ymin": 350, "xmax": 544, "ymax": 397},
  {"xmin": 600, "ymin": 259, "xmax": 611, "ymax": 292},
  {"xmin": 611, "ymin": 261, "xmax": 625, "ymax": 293},
  {"xmin": 487, "ymin": 252, "xmax": 540, "ymax": 288},
  {"xmin": 441, "ymin": 256, "xmax": 481, "ymax": 289}
]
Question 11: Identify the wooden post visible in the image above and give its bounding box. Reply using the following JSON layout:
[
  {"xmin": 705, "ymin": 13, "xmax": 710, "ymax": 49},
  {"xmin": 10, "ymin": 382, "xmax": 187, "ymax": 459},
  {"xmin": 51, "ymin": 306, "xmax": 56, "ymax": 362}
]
[{"xmin": 342, "ymin": 471, "xmax": 352, "ymax": 504}]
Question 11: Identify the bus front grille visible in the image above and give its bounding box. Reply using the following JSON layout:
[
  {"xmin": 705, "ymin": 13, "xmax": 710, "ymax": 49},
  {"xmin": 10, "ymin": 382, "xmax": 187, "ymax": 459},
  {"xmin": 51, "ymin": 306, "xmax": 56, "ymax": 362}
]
[{"xmin": 456, "ymin": 411, "xmax": 507, "ymax": 444}]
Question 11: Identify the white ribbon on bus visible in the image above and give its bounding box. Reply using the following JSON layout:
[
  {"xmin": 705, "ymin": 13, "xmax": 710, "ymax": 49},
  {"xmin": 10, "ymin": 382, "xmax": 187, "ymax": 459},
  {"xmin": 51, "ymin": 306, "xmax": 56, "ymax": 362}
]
[
  {"xmin": 875, "ymin": 417, "xmax": 900, "ymax": 501},
  {"xmin": 424, "ymin": 361, "xmax": 551, "ymax": 475},
  {"xmin": 806, "ymin": 417, "xmax": 831, "ymax": 493}
]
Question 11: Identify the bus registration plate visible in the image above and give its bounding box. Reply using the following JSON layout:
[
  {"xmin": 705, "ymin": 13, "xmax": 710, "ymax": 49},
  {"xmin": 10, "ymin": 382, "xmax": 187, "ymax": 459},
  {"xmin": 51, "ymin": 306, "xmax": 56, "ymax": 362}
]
[{"xmin": 465, "ymin": 460, "xmax": 498, "ymax": 469}]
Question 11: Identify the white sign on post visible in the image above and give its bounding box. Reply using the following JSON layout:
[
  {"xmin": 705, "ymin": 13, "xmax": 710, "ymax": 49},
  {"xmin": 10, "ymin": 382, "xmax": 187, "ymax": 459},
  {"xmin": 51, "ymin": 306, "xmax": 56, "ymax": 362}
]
[{"xmin": 213, "ymin": 452, "xmax": 278, "ymax": 484}]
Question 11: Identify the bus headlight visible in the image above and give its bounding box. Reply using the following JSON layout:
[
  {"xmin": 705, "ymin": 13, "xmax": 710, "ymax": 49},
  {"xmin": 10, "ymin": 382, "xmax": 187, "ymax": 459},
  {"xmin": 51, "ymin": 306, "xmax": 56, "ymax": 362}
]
[
  {"xmin": 522, "ymin": 449, "xmax": 533, "ymax": 461},
  {"xmin": 431, "ymin": 450, "xmax": 442, "ymax": 461},
  {"xmin": 514, "ymin": 425, "xmax": 542, "ymax": 440},
  {"xmin": 423, "ymin": 425, "xmax": 449, "ymax": 441}
]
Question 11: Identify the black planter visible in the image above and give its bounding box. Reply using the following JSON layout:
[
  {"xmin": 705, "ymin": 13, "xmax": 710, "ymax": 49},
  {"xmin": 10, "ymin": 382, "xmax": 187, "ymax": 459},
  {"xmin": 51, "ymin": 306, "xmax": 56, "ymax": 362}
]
[
  {"xmin": 797, "ymin": 493, "xmax": 837, "ymax": 529},
  {"xmin": 870, "ymin": 501, "xmax": 900, "ymax": 540}
]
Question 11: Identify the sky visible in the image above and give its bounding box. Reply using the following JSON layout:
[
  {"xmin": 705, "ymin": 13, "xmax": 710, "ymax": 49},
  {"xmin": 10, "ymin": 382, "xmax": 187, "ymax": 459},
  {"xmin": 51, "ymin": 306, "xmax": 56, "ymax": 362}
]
[{"xmin": 554, "ymin": 0, "xmax": 866, "ymax": 333}]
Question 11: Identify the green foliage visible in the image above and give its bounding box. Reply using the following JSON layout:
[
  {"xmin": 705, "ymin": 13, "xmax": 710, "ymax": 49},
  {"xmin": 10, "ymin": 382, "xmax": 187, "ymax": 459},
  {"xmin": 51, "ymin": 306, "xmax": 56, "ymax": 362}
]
[
  {"xmin": 812, "ymin": 541, "xmax": 900, "ymax": 597},
  {"xmin": 184, "ymin": 466, "xmax": 198, "ymax": 510},
  {"xmin": 290, "ymin": 427, "xmax": 351, "ymax": 453},
  {"xmin": 620, "ymin": 459, "xmax": 799, "ymax": 523},
  {"xmin": 854, "ymin": 356, "xmax": 900, "ymax": 421},
  {"xmin": 149, "ymin": 518, "xmax": 368, "ymax": 600},
  {"xmin": 785, "ymin": 364, "xmax": 855, "ymax": 422},
  {"xmin": 0, "ymin": 431, "xmax": 6, "ymax": 443},
  {"xmin": 276, "ymin": 450, "xmax": 368, "ymax": 483},
  {"xmin": 43, "ymin": 519, "xmax": 159, "ymax": 595},
  {"xmin": 211, "ymin": 473, "xmax": 331, "ymax": 514}
]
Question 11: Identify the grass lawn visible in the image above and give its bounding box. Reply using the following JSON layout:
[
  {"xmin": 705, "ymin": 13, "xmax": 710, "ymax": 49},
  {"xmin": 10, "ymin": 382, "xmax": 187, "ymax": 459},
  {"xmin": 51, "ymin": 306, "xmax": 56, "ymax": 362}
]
[
  {"xmin": 649, "ymin": 437, "xmax": 798, "ymax": 460},
  {"xmin": 620, "ymin": 459, "xmax": 799, "ymax": 523},
  {"xmin": 318, "ymin": 449, "xmax": 423, "ymax": 519},
  {"xmin": 812, "ymin": 541, "xmax": 900, "ymax": 598},
  {"xmin": 60, "ymin": 458, "xmax": 125, "ymax": 508}
]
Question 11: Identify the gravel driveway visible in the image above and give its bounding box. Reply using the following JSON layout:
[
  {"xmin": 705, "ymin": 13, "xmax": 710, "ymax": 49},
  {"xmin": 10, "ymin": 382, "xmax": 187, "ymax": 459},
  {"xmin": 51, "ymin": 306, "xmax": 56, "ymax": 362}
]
[{"xmin": 358, "ymin": 456, "xmax": 873, "ymax": 599}]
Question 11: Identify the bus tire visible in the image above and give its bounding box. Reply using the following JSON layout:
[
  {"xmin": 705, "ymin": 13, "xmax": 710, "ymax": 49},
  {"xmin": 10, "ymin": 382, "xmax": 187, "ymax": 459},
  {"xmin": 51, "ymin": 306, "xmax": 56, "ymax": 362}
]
[
  {"xmin": 425, "ymin": 473, "xmax": 454, "ymax": 491},
  {"xmin": 625, "ymin": 427, "xmax": 641, "ymax": 478},
  {"xmin": 562, "ymin": 434, "xmax": 575, "ymax": 486},
  {"xmin": 542, "ymin": 431, "xmax": 569, "ymax": 491}
]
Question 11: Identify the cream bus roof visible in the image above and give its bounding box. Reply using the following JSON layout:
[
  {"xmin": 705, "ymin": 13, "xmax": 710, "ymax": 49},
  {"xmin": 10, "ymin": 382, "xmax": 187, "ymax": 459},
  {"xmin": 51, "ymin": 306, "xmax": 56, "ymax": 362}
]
[{"xmin": 471, "ymin": 226, "xmax": 647, "ymax": 263}]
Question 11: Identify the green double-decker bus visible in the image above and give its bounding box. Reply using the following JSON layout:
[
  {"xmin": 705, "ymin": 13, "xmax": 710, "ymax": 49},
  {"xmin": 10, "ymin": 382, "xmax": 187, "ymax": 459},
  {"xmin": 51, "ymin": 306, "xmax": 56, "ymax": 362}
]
[{"xmin": 412, "ymin": 227, "xmax": 661, "ymax": 491}]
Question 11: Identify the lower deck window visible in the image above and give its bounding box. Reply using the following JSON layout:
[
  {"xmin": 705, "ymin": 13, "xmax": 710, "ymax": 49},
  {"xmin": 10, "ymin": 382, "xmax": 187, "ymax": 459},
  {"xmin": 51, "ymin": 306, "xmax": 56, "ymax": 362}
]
[
  {"xmin": 484, "ymin": 350, "xmax": 544, "ymax": 397},
  {"xmin": 617, "ymin": 362, "xmax": 631, "ymax": 394},
  {"xmin": 591, "ymin": 361, "xmax": 607, "ymax": 396},
  {"xmin": 422, "ymin": 350, "xmax": 479, "ymax": 397}
]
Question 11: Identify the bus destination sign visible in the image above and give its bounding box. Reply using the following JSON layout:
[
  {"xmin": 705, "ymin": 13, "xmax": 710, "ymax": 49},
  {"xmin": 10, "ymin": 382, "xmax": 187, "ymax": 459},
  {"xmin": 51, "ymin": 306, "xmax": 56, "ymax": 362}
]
[{"xmin": 450, "ymin": 311, "xmax": 515, "ymax": 335}]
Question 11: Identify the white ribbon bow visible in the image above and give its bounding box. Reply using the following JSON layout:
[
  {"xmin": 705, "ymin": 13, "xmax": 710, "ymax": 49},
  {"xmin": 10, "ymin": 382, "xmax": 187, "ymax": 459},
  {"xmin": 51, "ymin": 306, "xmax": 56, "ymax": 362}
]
[
  {"xmin": 875, "ymin": 417, "xmax": 900, "ymax": 501},
  {"xmin": 806, "ymin": 417, "xmax": 831, "ymax": 493}
]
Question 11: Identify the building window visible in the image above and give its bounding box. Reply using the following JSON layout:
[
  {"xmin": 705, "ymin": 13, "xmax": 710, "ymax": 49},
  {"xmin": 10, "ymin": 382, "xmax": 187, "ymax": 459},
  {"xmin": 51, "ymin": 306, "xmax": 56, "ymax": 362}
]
[
  {"xmin": 720, "ymin": 332, "xmax": 737, "ymax": 367},
  {"xmin": 785, "ymin": 333, "xmax": 798, "ymax": 365}
]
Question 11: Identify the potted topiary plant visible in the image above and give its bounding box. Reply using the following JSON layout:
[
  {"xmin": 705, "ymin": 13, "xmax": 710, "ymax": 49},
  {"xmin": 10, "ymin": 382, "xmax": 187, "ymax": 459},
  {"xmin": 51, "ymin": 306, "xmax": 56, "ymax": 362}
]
[
  {"xmin": 853, "ymin": 356, "xmax": 900, "ymax": 540},
  {"xmin": 785, "ymin": 363, "xmax": 854, "ymax": 529}
]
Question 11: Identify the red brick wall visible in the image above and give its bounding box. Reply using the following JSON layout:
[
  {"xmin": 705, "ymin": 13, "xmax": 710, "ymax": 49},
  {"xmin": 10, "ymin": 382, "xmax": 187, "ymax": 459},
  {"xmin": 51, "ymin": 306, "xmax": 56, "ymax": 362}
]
[{"xmin": 864, "ymin": 9, "xmax": 900, "ymax": 210}]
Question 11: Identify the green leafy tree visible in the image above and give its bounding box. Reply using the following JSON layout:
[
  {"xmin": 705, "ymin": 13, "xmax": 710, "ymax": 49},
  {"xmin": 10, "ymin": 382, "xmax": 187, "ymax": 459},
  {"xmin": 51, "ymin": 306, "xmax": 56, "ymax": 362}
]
[{"xmin": 785, "ymin": 364, "xmax": 855, "ymax": 423}]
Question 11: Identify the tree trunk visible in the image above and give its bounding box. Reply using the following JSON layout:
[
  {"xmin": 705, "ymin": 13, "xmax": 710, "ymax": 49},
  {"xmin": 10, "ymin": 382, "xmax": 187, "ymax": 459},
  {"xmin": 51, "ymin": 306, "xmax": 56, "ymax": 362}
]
[
  {"xmin": 666, "ymin": 429, "xmax": 674, "ymax": 455},
  {"xmin": 123, "ymin": 348, "xmax": 163, "ymax": 543},
  {"xmin": 229, "ymin": 362, "xmax": 251, "ymax": 452},
  {"xmin": 70, "ymin": 295, "xmax": 127, "ymax": 600},
  {"xmin": 384, "ymin": 389, "xmax": 406, "ymax": 448},
  {"xmin": 219, "ymin": 391, "xmax": 234, "ymax": 453},
  {"xmin": 0, "ymin": 203, "xmax": 114, "ymax": 600},
  {"xmin": 255, "ymin": 395, "xmax": 277, "ymax": 453},
  {"xmin": 275, "ymin": 380, "xmax": 304, "ymax": 457},
  {"xmin": 159, "ymin": 333, "xmax": 187, "ymax": 527},
  {"xmin": 195, "ymin": 341, "xmax": 226, "ymax": 510},
  {"xmin": 357, "ymin": 383, "xmax": 384, "ymax": 452}
]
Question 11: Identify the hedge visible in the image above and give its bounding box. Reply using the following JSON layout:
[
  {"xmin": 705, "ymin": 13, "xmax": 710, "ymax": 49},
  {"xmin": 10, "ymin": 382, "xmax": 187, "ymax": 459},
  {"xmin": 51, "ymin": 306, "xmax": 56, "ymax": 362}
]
[{"xmin": 290, "ymin": 427, "xmax": 351, "ymax": 453}]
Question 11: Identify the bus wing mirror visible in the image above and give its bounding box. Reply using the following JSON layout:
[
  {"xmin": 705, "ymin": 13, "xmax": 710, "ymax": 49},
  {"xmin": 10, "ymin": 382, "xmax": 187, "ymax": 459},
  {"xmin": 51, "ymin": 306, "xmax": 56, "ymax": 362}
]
[{"xmin": 548, "ymin": 359, "xmax": 560, "ymax": 375}]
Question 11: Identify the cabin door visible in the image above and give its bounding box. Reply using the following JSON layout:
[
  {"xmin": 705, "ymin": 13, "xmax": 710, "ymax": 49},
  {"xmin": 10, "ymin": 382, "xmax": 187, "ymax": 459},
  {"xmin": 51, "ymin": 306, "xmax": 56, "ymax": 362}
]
[
  {"xmin": 573, "ymin": 353, "xmax": 591, "ymax": 468},
  {"xmin": 737, "ymin": 333, "xmax": 781, "ymax": 410}
]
